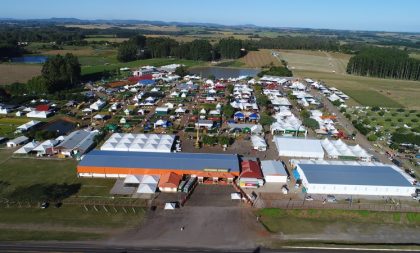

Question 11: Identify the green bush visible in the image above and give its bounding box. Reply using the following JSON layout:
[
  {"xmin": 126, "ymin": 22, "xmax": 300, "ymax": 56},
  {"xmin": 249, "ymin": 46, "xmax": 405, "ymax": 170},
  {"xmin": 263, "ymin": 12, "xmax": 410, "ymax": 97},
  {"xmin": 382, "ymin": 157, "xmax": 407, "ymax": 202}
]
[{"xmin": 367, "ymin": 134, "xmax": 378, "ymax": 141}]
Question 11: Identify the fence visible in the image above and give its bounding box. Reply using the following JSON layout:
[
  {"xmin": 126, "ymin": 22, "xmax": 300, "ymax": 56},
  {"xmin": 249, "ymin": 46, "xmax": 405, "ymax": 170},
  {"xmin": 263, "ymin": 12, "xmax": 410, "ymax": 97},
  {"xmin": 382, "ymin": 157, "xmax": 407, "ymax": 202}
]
[{"xmin": 257, "ymin": 198, "xmax": 420, "ymax": 213}]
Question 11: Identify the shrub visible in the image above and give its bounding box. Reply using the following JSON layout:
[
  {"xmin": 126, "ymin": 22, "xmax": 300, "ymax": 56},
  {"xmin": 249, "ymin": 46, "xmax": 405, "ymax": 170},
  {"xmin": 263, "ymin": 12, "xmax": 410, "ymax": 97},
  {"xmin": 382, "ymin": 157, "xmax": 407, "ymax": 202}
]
[
  {"xmin": 371, "ymin": 106, "xmax": 380, "ymax": 111},
  {"xmin": 378, "ymin": 111, "xmax": 385, "ymax": 116},
  {"xmin": 367, "ymin": 134, "xmax": 378, "ymax": 141},
  {"xmin": 397, "ymin": 108, "xmax": 405, "ymax": 112}
]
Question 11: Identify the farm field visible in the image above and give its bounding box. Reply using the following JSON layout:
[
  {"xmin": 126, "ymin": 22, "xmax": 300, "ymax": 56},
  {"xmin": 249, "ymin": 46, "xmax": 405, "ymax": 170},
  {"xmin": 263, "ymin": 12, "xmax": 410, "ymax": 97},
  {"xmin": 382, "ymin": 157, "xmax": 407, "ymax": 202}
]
[
  {"xmin": 278, "ymin": 50, "xmax": 420, "ymax": 109},
  {"xmin": 0, "ymin": 64, "xmax": 42, "ymax": 85},
  {"xmin": 240, "ymin": 49, "xmax": 281, "ymax": 68}
]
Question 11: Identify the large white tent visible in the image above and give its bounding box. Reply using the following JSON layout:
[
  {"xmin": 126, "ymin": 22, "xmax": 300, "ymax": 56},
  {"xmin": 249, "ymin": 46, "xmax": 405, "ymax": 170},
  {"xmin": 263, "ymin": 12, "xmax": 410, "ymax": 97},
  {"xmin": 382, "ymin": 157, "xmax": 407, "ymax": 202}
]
[
  {"xmin": 321, "ymin": 138, "xmax": 371, "ymax": 161},
  {"xmin": 273, "ymin": 137, "xmax": 324, "ymax": 159},
  {"xmin": 251, "ymin": 135, "xmax": 267, "ymax": 151},
  {"xmin": 16, "ymin": 120, "xmax": 41, "ymax": 132},
  {"xmin": 101, "ymin": 133, "xmax": 175, "ymax": 153}
]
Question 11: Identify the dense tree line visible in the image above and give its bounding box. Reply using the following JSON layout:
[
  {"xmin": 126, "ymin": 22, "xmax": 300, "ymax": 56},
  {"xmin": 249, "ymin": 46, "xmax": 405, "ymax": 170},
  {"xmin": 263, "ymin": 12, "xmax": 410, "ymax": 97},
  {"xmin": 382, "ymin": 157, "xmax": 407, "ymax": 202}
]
[
  {"xmin": 248, "ymin": 36, "xmax": 339, "ymax": 51},
  {"xmin": 347, "ymin": 47, "xmax": 420, "ymax": 80},
  {"xmin": 117, "ymin": 36, "xmax": 244, "ymax": 62},
  {"xmin": 4, "ymin": 54, "xmax": 81, "ymax": 95}
]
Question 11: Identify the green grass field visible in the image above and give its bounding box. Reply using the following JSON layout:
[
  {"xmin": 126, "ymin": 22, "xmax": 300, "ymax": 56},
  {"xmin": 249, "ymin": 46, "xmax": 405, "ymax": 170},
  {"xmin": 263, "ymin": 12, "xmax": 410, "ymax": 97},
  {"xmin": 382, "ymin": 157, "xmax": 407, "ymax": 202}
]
[
  {"xmin": 81, "ymin": 58, "xmax": 206, "ymax": 76},
  {"xmin": 0, "ymin": 148, "xmax": 145, "ymax": 240},
  {"xmin": 277, "ymin": 50, "xmax": 420, "ymax": 109},
  {"xmin": 256, "ymin": 208, "xmax": 420, "ymax": 234}
]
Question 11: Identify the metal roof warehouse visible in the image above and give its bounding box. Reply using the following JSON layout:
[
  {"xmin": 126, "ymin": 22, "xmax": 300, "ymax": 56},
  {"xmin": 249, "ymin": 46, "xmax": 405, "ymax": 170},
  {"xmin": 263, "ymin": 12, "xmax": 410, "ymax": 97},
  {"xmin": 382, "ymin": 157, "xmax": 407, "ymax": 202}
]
[
  {"xmin": 293, "ymin": 160, "xmax": 416, "ymax": 197},
  {"xmin": 77, "ymin": 150, "xmax": 240, "ymax": 179}
]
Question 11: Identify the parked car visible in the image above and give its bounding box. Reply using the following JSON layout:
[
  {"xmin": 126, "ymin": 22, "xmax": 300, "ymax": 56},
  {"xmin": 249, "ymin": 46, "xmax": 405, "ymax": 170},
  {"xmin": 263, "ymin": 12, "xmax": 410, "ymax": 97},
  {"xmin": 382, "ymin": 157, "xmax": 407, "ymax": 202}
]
[{"xmin": 305, "ymin": 195, "xmax": 314, "ymax": 201}]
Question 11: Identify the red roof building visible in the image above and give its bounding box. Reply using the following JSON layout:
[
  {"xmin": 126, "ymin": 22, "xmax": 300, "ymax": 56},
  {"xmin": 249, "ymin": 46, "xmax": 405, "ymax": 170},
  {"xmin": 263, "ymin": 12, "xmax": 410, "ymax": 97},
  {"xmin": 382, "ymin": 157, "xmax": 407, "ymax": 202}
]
[
  {"xmin": 240, "ymin": 160, "xmax": 263, "ymax": 179},
  {"xmin": 35, "ymin": 104, "xmax": 50, "ymax": 112},
  {"xmin": 239, "ymin": 160, "xmax": 264, "ymax": 188}
]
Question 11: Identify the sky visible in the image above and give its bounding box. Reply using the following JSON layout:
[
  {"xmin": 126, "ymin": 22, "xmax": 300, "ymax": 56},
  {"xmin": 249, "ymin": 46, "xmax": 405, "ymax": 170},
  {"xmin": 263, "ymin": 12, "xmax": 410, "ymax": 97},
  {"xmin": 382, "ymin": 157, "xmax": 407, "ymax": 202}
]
[{"xmin": 1, "ymin": 0, "xmax": 420, "ymax": 32}]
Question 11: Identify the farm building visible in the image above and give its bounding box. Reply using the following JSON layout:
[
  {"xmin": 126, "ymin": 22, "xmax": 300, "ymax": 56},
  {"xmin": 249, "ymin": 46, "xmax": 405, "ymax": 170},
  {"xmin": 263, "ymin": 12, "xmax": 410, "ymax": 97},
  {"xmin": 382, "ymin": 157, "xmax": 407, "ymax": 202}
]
[
  {"xmin": 26, "ymin": 110, "xmax": 52, "ymax": 118},
  {"xmin": 14, "ymin": 141, "xmax": 40, "ymax": 154},
  {"xmin": 292, "ymin": 160, "xmax": 416, "ymax": 197},
  {"xmin": 100, "ymin": 133, "xmax": 175, "ymax": 153},
  {"xmin": 238, "ymin": 160, "xmax": 264, "ymax": 188},
  {"xmin": 321, "ymin": 138, "xmax": 372, "ymax": 161},
  {"xmin": 77, "ymin": 151, "xmax": 240, "ymax": 183},
  {"xmin": 55, "ymin": 129, "xmax": 99, "ymax": 157},
  {"xmin": 6, "ymin": 136, "xmax": 29, "ymax": 147},
  {"xmin": 16, "ymin": 120, "xmax": 41, "ymax": 132},
  {"xmin": 273, "ymin": 137, "xmax": 324, "ymax": 159},
  {"xmin": 260, "ymin": 160, "xmax": 288, "ymax": 183}
]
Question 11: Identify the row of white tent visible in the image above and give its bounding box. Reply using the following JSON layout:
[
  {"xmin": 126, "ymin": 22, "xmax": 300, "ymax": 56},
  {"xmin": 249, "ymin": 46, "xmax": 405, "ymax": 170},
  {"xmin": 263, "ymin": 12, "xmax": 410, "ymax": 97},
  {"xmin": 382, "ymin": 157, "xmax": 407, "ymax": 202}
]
[
  {"xmin": 124, "ymin": 175, "xmax": 160, "ymax": 194},
  {"xmin": 101, "ymin": 133, "xmax": 175, "ymax": 153},
  {"xmin": 321, "ymin": 138, "xmax": 372, "ymax": 161}
]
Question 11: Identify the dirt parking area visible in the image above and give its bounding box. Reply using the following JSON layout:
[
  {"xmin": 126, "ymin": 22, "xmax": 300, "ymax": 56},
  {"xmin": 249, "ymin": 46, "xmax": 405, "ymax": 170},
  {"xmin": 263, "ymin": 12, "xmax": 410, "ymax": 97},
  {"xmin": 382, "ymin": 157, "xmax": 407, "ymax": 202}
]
[
  {"xmin": 107, "ymin": 206, "xmax": 262, "ymax": 249},
  {"xmin": 186, "ymin": 184, "xmax": 240, "ymax": 207}
]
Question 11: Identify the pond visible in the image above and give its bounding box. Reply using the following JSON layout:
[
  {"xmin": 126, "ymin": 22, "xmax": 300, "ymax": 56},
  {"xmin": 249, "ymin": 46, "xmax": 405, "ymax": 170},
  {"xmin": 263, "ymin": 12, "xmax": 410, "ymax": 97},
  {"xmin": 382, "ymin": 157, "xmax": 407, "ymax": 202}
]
[
  {"xmin": 11, "ymin": 55, "xmax": 48, "ymax": 64},
  {"xmin": 42, "ymin": 119, "xmax": 76, "ymax": 135},
  {"xmin": 189, "ymin": 67, "xmax": 260, "ymax": 79}
]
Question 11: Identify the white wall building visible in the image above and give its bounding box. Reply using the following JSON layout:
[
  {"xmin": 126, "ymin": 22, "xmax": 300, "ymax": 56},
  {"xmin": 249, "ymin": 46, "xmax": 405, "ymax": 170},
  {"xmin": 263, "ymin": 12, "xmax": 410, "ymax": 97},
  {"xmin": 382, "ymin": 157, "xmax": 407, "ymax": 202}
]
[
  {"xmin": 292, "ymin": 160, "xmax": 416, "ymax": 197},
  {"xmin": 260, "ymin": 160, "xmax": 288, "ymax": 183}
]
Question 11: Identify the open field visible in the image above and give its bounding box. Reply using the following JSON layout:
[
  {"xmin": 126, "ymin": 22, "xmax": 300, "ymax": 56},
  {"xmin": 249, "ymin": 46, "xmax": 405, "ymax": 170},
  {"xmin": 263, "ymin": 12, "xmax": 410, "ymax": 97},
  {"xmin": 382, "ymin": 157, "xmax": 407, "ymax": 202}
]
[
  {"xmin": 279, "ymin": 50, "xmax": 420, "ymax": 109},
  {"xmin": 240, "ymin": 49, "xmax": 281, "ymax": 68},
  {"xmin": 81, "ymin": 58, "xmax": 206, "ymax": 76},
  {"xmin": 278, "ymin": 49, "xmax": 351, "ymax": 74},
  {"xmin": 256, "ymin": 208, "xmax": 420, "ymax": 234},
  {"xmin": 0, "ymin": 64, "xmax": 42, "ymax": 85},
  {"xmin": 0, "ymin": 148, "xmax": 144, "ymax": 240}
]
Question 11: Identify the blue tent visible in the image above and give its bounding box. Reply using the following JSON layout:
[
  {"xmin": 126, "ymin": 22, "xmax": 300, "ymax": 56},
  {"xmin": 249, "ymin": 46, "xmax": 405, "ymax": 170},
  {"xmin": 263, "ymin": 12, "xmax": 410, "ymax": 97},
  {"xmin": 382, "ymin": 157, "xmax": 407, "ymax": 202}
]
[
  {"xmin": 234, "ymin": 112, "xmax": 245, "ymax": 119},
  {"xmin": 249, "ymin": 113, "xmax": 259, "ymax": 120},
  {"xmin": 139, "ymin": 80, "xmax": 155, "ymax": 86}
]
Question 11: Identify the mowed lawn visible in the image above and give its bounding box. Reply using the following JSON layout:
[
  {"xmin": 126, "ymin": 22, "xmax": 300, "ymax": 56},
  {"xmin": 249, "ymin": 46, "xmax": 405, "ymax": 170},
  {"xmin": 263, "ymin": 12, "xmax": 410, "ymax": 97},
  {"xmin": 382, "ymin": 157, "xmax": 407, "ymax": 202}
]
[
  {"xmin": 279, "ymin": 50, "xmax": 420, "ymax": 109},
  {"xmin": 256, "ymin": 208, "xmax": 420, "ymax": 235}
]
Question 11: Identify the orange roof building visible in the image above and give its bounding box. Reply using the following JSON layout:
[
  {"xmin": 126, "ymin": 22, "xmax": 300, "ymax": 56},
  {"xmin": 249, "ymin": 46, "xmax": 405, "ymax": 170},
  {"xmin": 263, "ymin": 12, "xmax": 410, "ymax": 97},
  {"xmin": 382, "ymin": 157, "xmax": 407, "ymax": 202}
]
[{"xmin": 158, "ymin": 172, "xmax": 182, "ymax": 192}]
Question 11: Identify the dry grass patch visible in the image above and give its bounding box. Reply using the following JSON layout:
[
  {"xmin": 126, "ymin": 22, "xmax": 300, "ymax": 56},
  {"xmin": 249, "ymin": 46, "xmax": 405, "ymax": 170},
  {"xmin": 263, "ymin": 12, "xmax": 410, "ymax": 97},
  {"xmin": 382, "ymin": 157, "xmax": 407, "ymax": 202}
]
[{"xmin": 0, "ymin": 64, "xmax": 42, "ymax": 85}]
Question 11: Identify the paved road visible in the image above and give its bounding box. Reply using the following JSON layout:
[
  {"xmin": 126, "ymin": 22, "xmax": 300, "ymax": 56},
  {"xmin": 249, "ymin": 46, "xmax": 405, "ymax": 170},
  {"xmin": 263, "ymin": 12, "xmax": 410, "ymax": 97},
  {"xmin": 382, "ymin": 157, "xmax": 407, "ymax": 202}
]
[{"xmin": 0, "ymin": 242, "xmax": 419, "ymax": 253}]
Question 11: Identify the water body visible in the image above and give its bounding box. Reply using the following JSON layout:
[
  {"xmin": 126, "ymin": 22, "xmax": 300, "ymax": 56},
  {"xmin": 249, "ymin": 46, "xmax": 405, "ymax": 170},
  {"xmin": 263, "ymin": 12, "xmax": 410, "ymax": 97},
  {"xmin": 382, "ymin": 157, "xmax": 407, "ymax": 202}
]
[
  {"xmin": 190, "ymin": 67, "xmax": 260, "ymax": 79},
  {"xmin": 11, "ymin": 55, "xmax": 48, "ymax": 64}
]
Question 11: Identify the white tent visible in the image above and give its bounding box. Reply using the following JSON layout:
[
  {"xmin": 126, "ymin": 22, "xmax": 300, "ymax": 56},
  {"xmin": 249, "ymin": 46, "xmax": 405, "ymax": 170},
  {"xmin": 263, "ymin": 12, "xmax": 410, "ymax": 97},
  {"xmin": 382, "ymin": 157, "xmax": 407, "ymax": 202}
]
[
  {"xmin": 273, "ymin": 137, "xmax": 324, "ymax": 159},
  {"xmin": 251, "ymin": 135, "xmax": 267, "ymax": 151},
  {"xmin": 124, "ymin": 175, "xmax": 143, "ymax": 184},
  {"xmin": 142, "ymin": 175, "xmax": 160, "ymax": 184},
  {"xmin": 164, "ymin": 202, "xmax": 177, "ymax": 210},
  {"xmin": 101, "ymin": 133, "xmax": 175, "ymax": 153},
  {"xmin": 137, "ymin": 183, "xmax": 157, "ymax": 194}
]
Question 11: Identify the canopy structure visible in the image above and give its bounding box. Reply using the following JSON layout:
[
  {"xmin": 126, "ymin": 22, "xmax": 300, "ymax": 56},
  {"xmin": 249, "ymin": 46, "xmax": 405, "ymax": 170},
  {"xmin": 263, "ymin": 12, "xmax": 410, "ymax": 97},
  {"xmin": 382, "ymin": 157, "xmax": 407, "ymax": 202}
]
[
  {"xmin": 273, "ymin": 137, "xmax": 324, "ymax": 159},
  {"xmin": 164, "ymin": 202, "xmax": 177, "ymax": 210},
  {"xmin": 136, "ymin": 183, "xmax": 157, "ymax": 194},
  {"xmin": 321, "ymin": 138, "xmax": 372, "ymax": 161},
  {"xmin": 17, "ymin": 120, "xmax": 40, "ymax": 131},
  {"xmin": 251, "ymin": 135, "xmax": 267, "ymax": 151},
  {"xmin": 14, "ymin": 141, "xmax": 40, "ymax": 154},
  {"xmin": 101, "ymin": 133, "xmax": 175, "ymax": 153}
]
